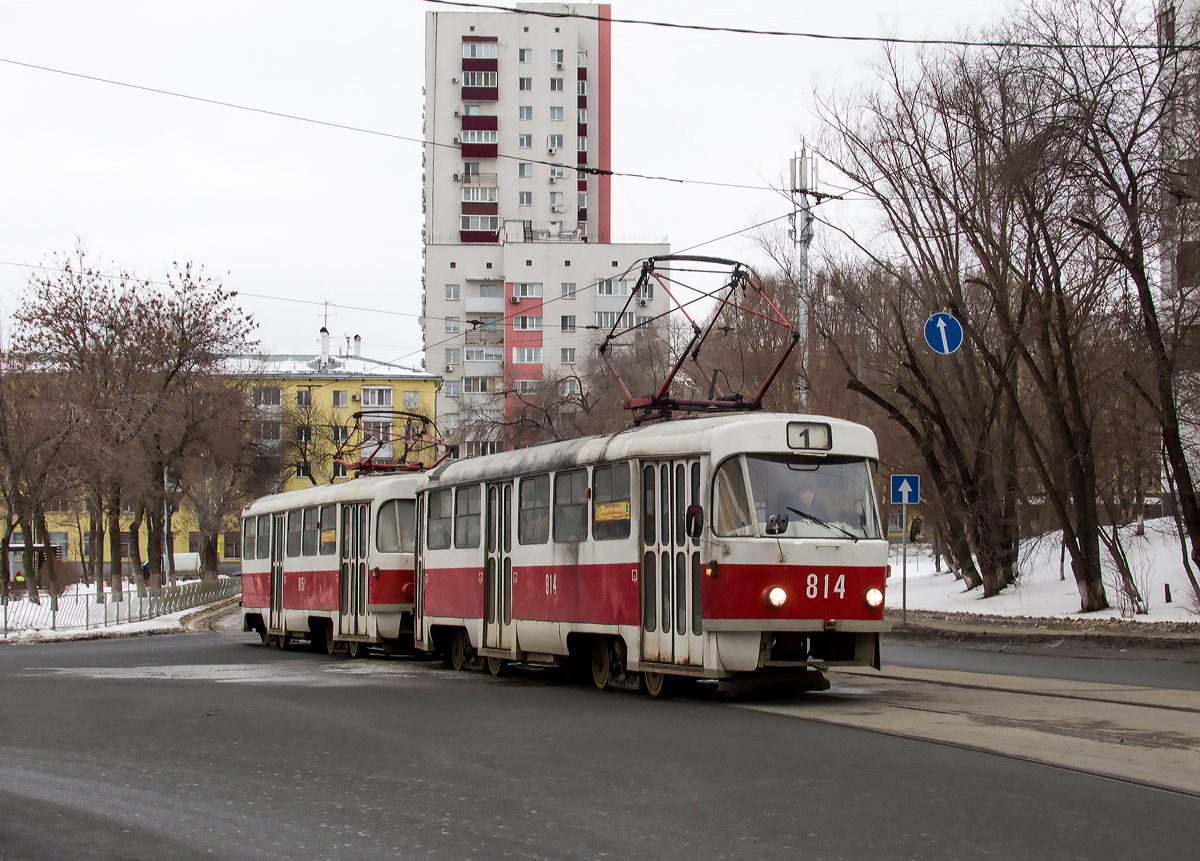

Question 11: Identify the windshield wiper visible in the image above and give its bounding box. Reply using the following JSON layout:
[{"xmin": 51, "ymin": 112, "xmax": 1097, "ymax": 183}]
[{"xmin": 786, "ymin": 506, "xmax": 860, "ymax": 542}]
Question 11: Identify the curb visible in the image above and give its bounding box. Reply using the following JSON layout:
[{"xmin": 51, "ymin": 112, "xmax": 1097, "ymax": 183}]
[{"xmin": 884, "ymin": 610, "xmax": 1200, "ymax": 651}]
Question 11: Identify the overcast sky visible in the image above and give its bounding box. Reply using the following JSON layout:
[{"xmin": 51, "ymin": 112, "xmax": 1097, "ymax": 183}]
[{"xmin": 0, "ymin": 0, "xmax": 1014, "ymax": 368}]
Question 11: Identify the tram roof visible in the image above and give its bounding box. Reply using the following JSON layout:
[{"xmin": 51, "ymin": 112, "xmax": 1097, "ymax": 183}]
[
  {"xmin": 430, "ymin": 413, "xmax": 878, "ymax": 486},
  {"xmin": 242, "ymin": 472, "xmax": 428, "ymax": 516}
]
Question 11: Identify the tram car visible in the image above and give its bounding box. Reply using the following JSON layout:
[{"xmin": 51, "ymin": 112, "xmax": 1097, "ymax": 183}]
[
  {"xmin": 414, "ymin": 413, "xmax": 889, "ymax": 694},
  {"xmin": 241, "ymin": 473, "xmax": 426, "ymax": 656}
]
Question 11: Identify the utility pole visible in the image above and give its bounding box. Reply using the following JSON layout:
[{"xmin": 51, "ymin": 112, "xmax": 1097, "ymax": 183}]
[{"xmin": 789, "ymin": 146, "xmax": 816, "ymax": 413}]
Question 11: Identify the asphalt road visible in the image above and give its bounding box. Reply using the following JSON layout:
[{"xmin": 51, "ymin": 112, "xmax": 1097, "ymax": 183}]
[{"xmin": 0, "ymin": 623, "xmax": 1197, "ymax": 860}]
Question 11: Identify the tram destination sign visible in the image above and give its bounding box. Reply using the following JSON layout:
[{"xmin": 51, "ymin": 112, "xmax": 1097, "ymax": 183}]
[{"xmin": 786, "ymin": 421, "xmax": 832, "ymax": 451}]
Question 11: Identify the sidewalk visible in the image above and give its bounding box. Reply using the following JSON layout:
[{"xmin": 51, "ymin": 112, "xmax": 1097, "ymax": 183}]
[{"xmin": 885, "ymin": 608, "xmax": 1200, "ymax": 650}]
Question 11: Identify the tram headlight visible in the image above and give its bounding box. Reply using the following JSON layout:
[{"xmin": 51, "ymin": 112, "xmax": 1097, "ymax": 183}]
[
  {"xmin": 864, "ymin": 587, "xmax": 884, "ymax": 608},
  {"xmin": 767, "ymin": 587, "xmax": 787, "ymax": 608}
]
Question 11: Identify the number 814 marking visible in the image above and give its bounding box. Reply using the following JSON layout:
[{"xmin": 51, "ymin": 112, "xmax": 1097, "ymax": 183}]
[{"xmin": 807, "ymin": 573, "xmax": 846, "ymax": 600}]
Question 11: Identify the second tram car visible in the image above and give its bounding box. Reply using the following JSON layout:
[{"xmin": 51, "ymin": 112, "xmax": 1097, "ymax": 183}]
[
  {"xmin": 414, "ymin": 413, "xmax": 889, "ymax": 694},
  {"xmin": 241, "ymin": 473, "xmax": 425, "ymax": 656}
]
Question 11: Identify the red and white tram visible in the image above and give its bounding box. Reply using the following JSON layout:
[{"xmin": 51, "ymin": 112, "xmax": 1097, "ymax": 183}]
[
  {"xmin": 414, "ymin": 412, "xmax": 889, "ymax": 694},
  {"xmin": 240, "ymin": 474, "xmax": 425, "ymax": 656}
]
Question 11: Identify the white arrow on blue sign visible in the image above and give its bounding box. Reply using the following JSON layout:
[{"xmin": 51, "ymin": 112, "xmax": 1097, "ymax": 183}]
[
  {"xmin": 924, "ymin": 312, "xmax": 964, "ymax": 355},
  {"xmin": 891, "ymin": 474, "xmax": 920, "ymax": 505}
]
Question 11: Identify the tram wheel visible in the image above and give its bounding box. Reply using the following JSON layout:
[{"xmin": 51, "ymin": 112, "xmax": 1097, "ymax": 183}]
[
  {"xmin": 324, "ymin": 625, "xmax": 336, "ymax": 656},
  {"xmin": 642, "ymin": 671, "xmax": 670, "ymax": 698},
  {"xmin": 590, "ymin": 636, "xmax": 611, "ymax": 690},
  {"xmin": 258, "ymin": 627, "xmax": 269, "ymax": 646},
  {"xmin": 278, "ymin": 633, "xmax": 291, "ymax": 650},
  {"xmin": 347, "ymin": 640, "xmax": 360, "ymax": 659},
  {"xmin": 486, "ymin": 655, "xmax": 505, "ymax": 676},
  {"xmin": 449, "ymin": 629, "xmax": 467, "ymax": 671}
]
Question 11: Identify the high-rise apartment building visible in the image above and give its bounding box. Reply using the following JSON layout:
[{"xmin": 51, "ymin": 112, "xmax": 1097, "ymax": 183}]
[{"xmin": 423, "ymin": 2, "xmax": 670, "ymax": 455}]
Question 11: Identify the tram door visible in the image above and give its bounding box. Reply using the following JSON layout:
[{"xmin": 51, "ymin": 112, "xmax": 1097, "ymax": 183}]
[
  {"xmin": 483, "ymin": 482, "xmax": 513, "ymax": 653},
  {"xmin": 339, "ymin": 503, "xmax": 369, "ymax": 638},
  {"xmin": 413, "ymin": 496, "xmax": 426, "ymax": 646},
  {"xmin": 268, "ymin": 513, "xmax": 285, "ymax": 632},
  {"xmin": 640, "ymin": 459, "xmax": 704, "ymax": 666}
]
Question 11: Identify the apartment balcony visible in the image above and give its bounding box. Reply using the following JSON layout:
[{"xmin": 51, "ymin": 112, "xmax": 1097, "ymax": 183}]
[
  {"xmin": 465, "ymin": 328, "xmax": 504, "ymax": 345},
  {"xmin": 501, "ymin": 221, "xmax": 588, "ymax": 243},
  {"xmin": 459, "ymin": 172, "xmax": 499, "ymax": 185}
]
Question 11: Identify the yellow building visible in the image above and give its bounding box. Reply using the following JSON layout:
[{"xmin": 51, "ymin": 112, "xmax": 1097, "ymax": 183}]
[{"xmin": 9, "ymin": 330, "xmax": 440, "ymax": 579}]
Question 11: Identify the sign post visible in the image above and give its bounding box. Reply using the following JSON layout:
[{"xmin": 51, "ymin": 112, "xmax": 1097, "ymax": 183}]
[{"xmin": 891, "ymin": 475, "xmax": 920, "ymax": 625}]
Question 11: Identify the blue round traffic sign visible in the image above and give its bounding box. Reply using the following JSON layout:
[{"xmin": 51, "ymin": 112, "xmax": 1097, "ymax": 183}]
[{"xmin": 924, "ymin": 312, "xmax": 963, "ymax": 354}]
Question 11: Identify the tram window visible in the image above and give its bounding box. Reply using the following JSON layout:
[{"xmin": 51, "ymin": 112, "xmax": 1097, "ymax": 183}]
[
  {"xmin": 319, "ymin": 505, "xmax": 337, "ymax": 555},
  {"xmin": 713, "ymin": 457, "xmax": 754, "ymax": 537},
  {"xmin": 427, "ymin": 490, "xmax": 453, "ymax": 550},
  {"xmin": 256, "ymin": 514, "xmax": 271, "ymax": 558},
  {"xmin": 286, "ymin": 510, "xmax": 302, "ymax": 557},
  {"xmin": 642, "ymin": 465, "xmax": 655, "ymax": 545},
  {"xmin": 301, "ymin": 507, "xmax": 320, "ymax": 556},
  {"xmin": 377, "ymin": 499, "xmax": 416, "ymax": 553},
  {"xmin": 593, "ymin": 463, "xmax": 631, "ymax": 540},
  {"xmin": 455, "ymin": 486, "xmax": 482, "ymax": 548},
  {"xmin": 518, "ymin": 475, "xmax": 550, "ymax": 545},
  {"xmin": 242, "ymin": 517, "xmax": 256, "ymax": 561},
  {"xmin": 691, "ymin": 463, "xmax": 702, "ymax": 547},
  {"xmin": 553, "ymin": 469, "xmax": 588, "ymax": 543}
]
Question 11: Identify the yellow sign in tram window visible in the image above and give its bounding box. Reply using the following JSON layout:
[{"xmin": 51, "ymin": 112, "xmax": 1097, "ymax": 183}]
[{"xmin": 594, "ymin": 501, "xmax": 630, "ymax": 522}]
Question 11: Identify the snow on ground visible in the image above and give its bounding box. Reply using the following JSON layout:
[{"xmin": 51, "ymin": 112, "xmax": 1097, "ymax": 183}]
[{"xmin": 888, "ymin": 517, "xmax": 1200, "ymax": 621}]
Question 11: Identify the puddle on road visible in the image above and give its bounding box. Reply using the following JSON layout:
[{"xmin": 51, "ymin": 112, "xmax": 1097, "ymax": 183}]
[{"xmin": 36, "ymin": 661, "xmax": 463, "ymax": 686}]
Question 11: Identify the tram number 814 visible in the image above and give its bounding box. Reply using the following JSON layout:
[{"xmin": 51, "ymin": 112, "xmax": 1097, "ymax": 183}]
[{"xmin": 808, "ymin": 572, "xmax": 846, "ymax": 600}]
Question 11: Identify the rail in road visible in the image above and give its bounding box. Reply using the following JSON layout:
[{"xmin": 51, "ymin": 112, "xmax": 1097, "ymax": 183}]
[{"xmin": 740, "ymin": 666, "xmax": 1200, "ymax": 798}]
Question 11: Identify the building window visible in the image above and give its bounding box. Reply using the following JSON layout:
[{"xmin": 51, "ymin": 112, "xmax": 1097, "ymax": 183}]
[
  {"xmin": 445, "ymin": 347, "xmax": 461, "ymax": 366},
  {"xmin": 362, "ymin": 419, "xmax": 392, "ymax": 456},
  {"xmin": 297, "ymin": 426, "xmax": 312, "ymax": 444},
  {"xmin": 561, "ymin": 282, "xmax": 576, "ymax": 299},
  {"xmin": 296, "ymin": 460, "xmax": 310, "ymax": 479},
  {"xmin": 461, "ymin": 186, "xmax": 497, "ymax": 202},
  {"xmin": 513, "ymin": 347, "xmax": 542, "ymax": 364},
  {"xmin": 578, "ymin": 50, "xmax": 587, "ymax": 67},
  {"xmin": 578, "ymin": 108, "xmax": 588, "ymax": 124},
  {"xmin": 548, "ymin": 134, "xmax": 564, "ymax": 150},
  {"xmin": 519, "ymin": 48, "xmax": 532, "ymax": 63},
  {"xmin": 444, "ymin": 411, "xmax": 460, "ymax": 429},
  {"xmin": 445, "ymin": 283, "xmax": 460, "ymax": 300},
  {"xmin": 332, "ymin": 390, "xmax": 348, "ymax": 408},
  {"xmin": 461, "ymin": 71, "xmax": 497, "ymax": 88},
  {"xmin": 578, "ymin": 192, "xmax": 588, "ymax": 210},
  {"xmin": 561, "ymin": 315, "xmax": 575, "ymax": 332},
  {"xmin": 550, "ymin": 48, "xmax": 564, "ymax": 64},
  {"xmin": 333, "ymin": 425, "xmax": 349, "ymax": 444},
  {"xmin": 518, "ymin": 76, "xmax": 532, "ymax": 91},
  {"xmin": 258, "ymin": 421, "xmax": 281, "ymax": 441},
  {"xmin": 478, "ymin": 316, "xmax": 499, "ymax": 332},
  {"xmin": 403, "ymin": 391, "xmax": 420, "ymax": 409},
  {"xmin": 519, "ymin": 133, "xmax": 532, "ymax": 149},
  {"xmin": 252, "ymin": 386, "xmax": 281, "ymax": 407},
  {"xmin": 550, "ymin": 106, "xmax": 564, "ymax": 122},
  {"xmin": 460, "ymin": 215, "xmax": 499, "ymax": 231},
  {"xmin": 462, "ymin": 105, "xmax": 481, "ymax": 116},
  {"xmin": 635, "ymin": 281, "xmax": 654, "ymax": 300},
  {"xmin": 460, "ymin": 129, "xmax": 497, "ymax": 145},
  {"xmin": 512, "ymin": 379, "xmax": 536, "ymax": 394},
  {"xmin": 597, "ymin": 278, "xmax": 619, "ymax": 295},
  {"xmin": 463, "ymin": 377, "xmax": 492, "ymax": 393},
  {"xmin": 479, "ymin": 282, "xmax": 499, "ymax": 298},
  {"xmin": 445, "ymin": 316, "xmax": 460, "ymax": 333},
  {"xmin": 518, "ymin": 162, "xmax": 533, "ymax": 178},
  {"xmin": 463, "ymin": 42, "xmax": 497, "ymax": 59},
  {"xmin": 550, "ymin": 77, "xmax": 564, "ymax": 92},
  {"xmin": 519, "ymin": 191, "xmax": 532, "ymax": 206},
  {"xmin": 561, "ymin": 347, "xmax": 576, "ymax": 364},
  {"xmin": 514, "ymin": 315, "xmax": 542, "ymax": 331},
  {"xmin": 519, "ymin": 105, "xmax": 533, "ymax": 120},
  {"xmin": 466, "ymin": 346, "xmax": 503, "ymax": 361},
  {"xmin": 444, "ymin": 380, "xmax": 461, "ymax": 397},
  {"xmin": 224, "ymin": 532, "xmax": 241, "ymax": 559},
  {"xmin": 578, "ymin": 80, "xmax": 588, "ymax": 96},
  {"xmin": 515, "ymin": 282, "xmax": 542, "ymax": 298},
  {"xmin": 361, "ymin": 387, "xmax": 393, "ymax": 408},
  {"xmin": 296, "ymin": 388, "xmax": 312, "ymax": 406},
  {"xmin": 550, "ymin": 165, "xmax": 565, "ymax": 178},
  {"xmin": 577, "ymin": 136, "xmax": 588, "ymax": 152},
  {"xmin": 549, "ymin": 191, "xmax": 564, "ymax": 208},
  {"xmin": 333, "ymin": 461, "xmax": 347, "ymax": 478},
  {"xmin": 596, "ymin": 311, "xmax": 634, "ymax": 329},
  {"xmin": 560, "ymin": 377, "xmax": 580, "ymax": 397}
]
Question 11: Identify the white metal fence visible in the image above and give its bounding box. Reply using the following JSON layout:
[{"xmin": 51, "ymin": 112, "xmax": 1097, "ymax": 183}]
[{"xmin": 2, "ymin": 579, "xmax": 242, "ymax": 636}]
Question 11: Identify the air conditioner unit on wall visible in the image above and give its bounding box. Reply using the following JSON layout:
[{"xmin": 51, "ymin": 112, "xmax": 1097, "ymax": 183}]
[
  {"xmin": 445, "ymin": 364, "xmax": 454, "ymax": 372},
  {"xmin": 509, "ymin": 295, "xmax": 520, "ymax": 304},
  {"xmin": 351, "ymin": 394, "xmax": 360, "ymax": 401},
  {"xmin": 453, "ymin": 135, "xmax": 460, "ymax": 143},
  {"xmin": 547, "ymin": 147, "xmax": 557, "ymax": 155},
  {"xmin": 638, "ymin": 298, "xmax": 647, "ymax": 307},
  {"xmin": 453, "ymin": 173, "xmax": 460, "ymax": 181},
  {"xmin": 451, "ymin": 76, "xmax": 459, "ymax": 83},
  {"xmin": 550, "ymin": 205, "xmax": 564, "ymax": 212},
  {"xmin": 548, "ymin": 176, "xmax": 557, "ymax": 183}
]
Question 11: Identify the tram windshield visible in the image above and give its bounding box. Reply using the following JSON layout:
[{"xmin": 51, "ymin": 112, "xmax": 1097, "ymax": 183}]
[{"xmin": 713, "ymin": 454, "xmax": 882, "ymax": 540}]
